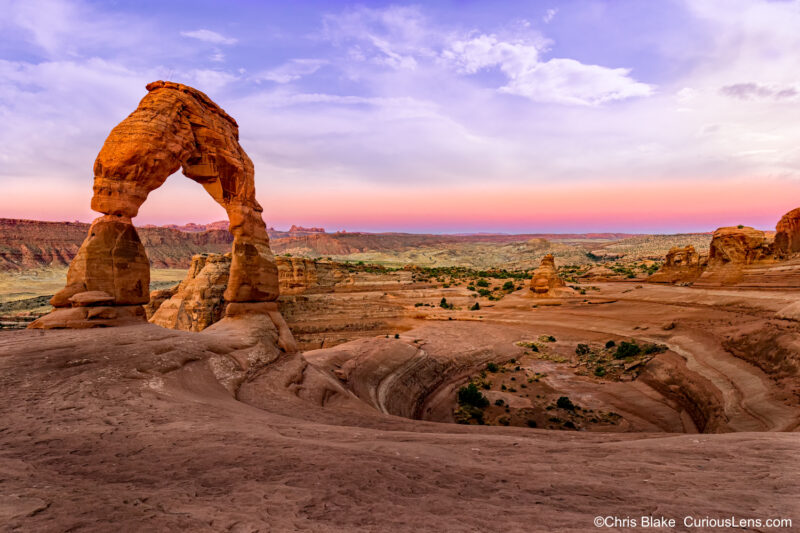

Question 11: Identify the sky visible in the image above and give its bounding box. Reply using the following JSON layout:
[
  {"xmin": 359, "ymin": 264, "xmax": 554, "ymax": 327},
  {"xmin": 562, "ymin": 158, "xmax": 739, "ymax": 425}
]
[{"xmin": 1, "ymin": 0, "xmax": 799, "ymax": 234}]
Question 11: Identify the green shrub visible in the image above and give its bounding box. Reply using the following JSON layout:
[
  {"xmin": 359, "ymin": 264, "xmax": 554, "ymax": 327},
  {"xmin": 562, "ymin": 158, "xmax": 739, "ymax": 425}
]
[
  {"xmin": 470, "ymin": 302, "xmax": 480, "ymax": 311},
  {"xmin": 457, "ymin": 383, "xmax": 489, "ymax": 408},
  {"xmin": 575, "ymin": 343, "xmax": 591, "ymax": 356},
  {"xmin": 478, "ymin": 288, "xmax": 491, "ymax": 297},
  {"xmin": 614, "ymin": 341, "xmax": 641, "ymax": 359},
  {"xmin": 502, "ymin": 281, "xmax": 514, "ymax": 291},
  {"xmin": 526, "ymin": 419, "xmax": 537, "ymax": 428},
  {"xmin": 476, "ymin": 279, "xmax": 489, "ymax": 287},
  {"xmin": 467, "ymin": 285, "xmax": 475, "ymax": 291},
  {"xmin": 498, "ymin": 416, "xmax": 510, "ymax": 426},
  {"xmin": 486, "ymin": 362, "xmax": 499, "ymax": 373},
  {"xmin": 605, "ymin": 340, "xmax": 616, "ymax": 349},
  {"xmin": 594, "ymin": 366, "xmax": 606, "ymax": 377},
  {"xmin": 494, "ymin": 399, "xmax": 505, "ymax": 406},
  {"xmin": 394, "ymin": 333, "xmax": 400, "ymax": 339},
  {"xmin": 556, "ymin": 396, "xmax": 576, "ymax": 411}
]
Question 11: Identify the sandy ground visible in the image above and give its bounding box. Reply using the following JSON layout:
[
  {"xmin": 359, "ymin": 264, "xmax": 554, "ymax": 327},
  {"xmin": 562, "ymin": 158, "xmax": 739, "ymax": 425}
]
[{"xmin": 0, "ymin": 281, "xmax": 799, "ymax": 531}]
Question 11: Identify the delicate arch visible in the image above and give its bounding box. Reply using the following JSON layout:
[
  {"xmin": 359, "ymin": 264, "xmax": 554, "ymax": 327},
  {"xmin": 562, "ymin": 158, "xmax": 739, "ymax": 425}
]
[{"xmin": 33, "ymin": 81, "xmax": 279, "ymax": 328}]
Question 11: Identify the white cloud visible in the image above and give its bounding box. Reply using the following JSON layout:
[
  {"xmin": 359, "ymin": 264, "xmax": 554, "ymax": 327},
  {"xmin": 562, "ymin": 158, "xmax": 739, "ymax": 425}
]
[
  {"xmin": 543, "ymin": 9, "xmax": 558, "ymax": 24},
  {"xmin": 257, "ymin": 59, "xmax": 327, "ymax": 83},
  {"xmin": 443, "ymin": 34, "xmax": 653, "ymax": 105},
  {"xmin": 180, "ymin": 29, "xmax": 237, "ymax": 45}
]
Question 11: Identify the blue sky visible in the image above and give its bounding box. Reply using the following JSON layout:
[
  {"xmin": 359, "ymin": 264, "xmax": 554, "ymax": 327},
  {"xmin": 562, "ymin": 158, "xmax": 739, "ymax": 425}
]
[{"xmin": 1, "ymin": 0, "xmax": 800, "ymax": 233}]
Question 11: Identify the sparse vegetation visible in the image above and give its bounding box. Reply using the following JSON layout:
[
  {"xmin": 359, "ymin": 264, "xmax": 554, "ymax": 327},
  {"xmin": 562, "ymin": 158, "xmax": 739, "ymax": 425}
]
[
  {"xmin": 557, "ymin": 396, "xmax": 576, "ymax": 411},
  {"xmin": 614, "ymin": 341, "xmax": 641, "ymax": 359}
]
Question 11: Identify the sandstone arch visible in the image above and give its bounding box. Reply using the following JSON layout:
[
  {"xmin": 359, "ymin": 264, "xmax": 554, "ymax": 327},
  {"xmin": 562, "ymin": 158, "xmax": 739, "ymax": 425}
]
[{"xmin": 31, "ymin": 81, "xmax": 279, "ymax": 328}]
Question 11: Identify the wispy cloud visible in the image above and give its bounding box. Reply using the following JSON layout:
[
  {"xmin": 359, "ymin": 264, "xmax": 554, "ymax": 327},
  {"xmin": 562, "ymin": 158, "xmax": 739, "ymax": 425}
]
[
  {"xmin": 720, "ymin": 83, "xmax": 798, "ymax": 101},
  {"xmin": 543, "ymin": 8, "xmax": 558, "ymax": 24},
  {"xmin": 257, "ymin": 59, "xmax": 327, "ymax": 83},
  {"xmin": 180, "ymin": 29, "xmax": 237, "ymax": 45}
]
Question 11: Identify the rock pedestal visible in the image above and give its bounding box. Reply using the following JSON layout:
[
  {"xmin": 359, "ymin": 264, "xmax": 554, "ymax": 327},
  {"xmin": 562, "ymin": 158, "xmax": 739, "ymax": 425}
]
[{"xmin": 529, "ymin": 254, "xmax": 566, "ymax": 297}]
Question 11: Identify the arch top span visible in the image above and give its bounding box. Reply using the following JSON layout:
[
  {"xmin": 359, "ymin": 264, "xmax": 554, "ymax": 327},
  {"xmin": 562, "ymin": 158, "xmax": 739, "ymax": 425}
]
[{"xmin": 30, "ymin": 81, "xmax": 281, "ymax": 329}]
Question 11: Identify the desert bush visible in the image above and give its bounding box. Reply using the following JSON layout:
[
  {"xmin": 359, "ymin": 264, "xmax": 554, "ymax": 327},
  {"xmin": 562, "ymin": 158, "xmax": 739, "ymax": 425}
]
[
  {"xmin": 486, "ymin": 362, "xmax": 499, "ymax": 373},
  {"xmin": 556, "ymin": 396, "xmax": 576, "ymax": 411},
  {"xmin": 605, "ymin": 340, "xmax": 616, "ymax": 349},
  {"xmin": 502, "ymin": 280, "xmax": 514, "ymax": 291},
  {"xmin": 457, "ymin": 383, "xmax": 489, "ymax": 408},
  {"xmin": 594, "ymin": 366, "xmax": 607, "ymax": 377},
  {"xmin": 478, "ymin": 288, "xmax": 491, "ymax": 297},
  {"xmin": 494, "ymin": 399, "xmax": 505, "ymax": 406},
  {"xmin": 470, "ymin": 302, "xmax": 480, "ymax": 311},
  {"xmin": 614, "ymin": 341, "xmax": 641, "ymax": 359},
  {"xmin": 575, "ymin": 343, "xmax": 591, "ymax": 356},
  {"xmin": 476, "ymin": 279, "xmax": 489, "ymax": 287}
]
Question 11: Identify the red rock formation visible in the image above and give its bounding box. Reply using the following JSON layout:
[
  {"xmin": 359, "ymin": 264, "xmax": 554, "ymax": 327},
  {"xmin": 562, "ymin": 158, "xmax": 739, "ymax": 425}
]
[
  {"xmin": 774, "ymin": 208, "xmax": 800, "ymax": 257},
  {"xmin": 648, "ymin": 245, "xmax": 705, "ymax": 284},
  {"xmin": 707, "ymin": 226, "xmax": 770, "ymax": 265},
  {"xmin": 150, "ymin": 254, "xmax": 231, "ymax": 331},
  {"xmin": 30, "ymin": 81, "xmax": 284, "ymax": 330},
  {"xmin": 529, "ymin": 254, "xmax": 567, "ymax": 296}
]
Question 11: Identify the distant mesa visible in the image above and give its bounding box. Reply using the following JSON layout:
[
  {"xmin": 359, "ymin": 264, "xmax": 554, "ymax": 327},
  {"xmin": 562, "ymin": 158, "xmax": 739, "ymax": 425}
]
[
  {"xmin": 29, "ymin": 81, "xmax": 287, "ymax": 339},
  {"xmin": 289, "ymin": 225, "xmax": 326, "ymax": 234}
]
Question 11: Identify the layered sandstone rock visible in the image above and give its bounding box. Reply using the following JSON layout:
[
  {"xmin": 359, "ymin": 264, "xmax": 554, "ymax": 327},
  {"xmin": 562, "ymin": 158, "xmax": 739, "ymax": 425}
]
[
  {"xmin": 150, "ymin": 254, "xmax": 231, "ymax": 331},
  {"xmin": 648, "ymin": 245, "xmax": 705, "ymax": 284},
  {"xmin": 529, "ymin": 254, "xmax": 566, "ymax": 297},
  {"xmin": 147, "ymin": 255, "xmax": 356, "ymax": 333},
  {"xmin": 707, "ymin": 226, "xmax": 771, "ymax": 265},
  {"xmin": 31, "ymin": 81, "xmax": 284, "ymax": 330},
  {"xmin": 774, "ymin": 208, "xmax": 800, "ymax": 257}
]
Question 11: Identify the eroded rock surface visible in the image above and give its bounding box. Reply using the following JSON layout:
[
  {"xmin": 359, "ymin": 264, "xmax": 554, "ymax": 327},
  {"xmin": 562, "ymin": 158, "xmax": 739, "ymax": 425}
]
[
  {"xmin": 529, "ymin": 254, "xmax": 567, "ymax": 296},
  {"xmin": 150, "ymin": 254, "xmax": 230, "ymax": 331},
  {"xmin": 774, "ymin": 207, "xmax": 800, "ymax": 257},
  {"xmin": 649, "ymin": 245, "xmax": 705, "ymax": 284},
  {"xmin": 707, "ymin": 226, "xmax": 770, "ymax": 265}
]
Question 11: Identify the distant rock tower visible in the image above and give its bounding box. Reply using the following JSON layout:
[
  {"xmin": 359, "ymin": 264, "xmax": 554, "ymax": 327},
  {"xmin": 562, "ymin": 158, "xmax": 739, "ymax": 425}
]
[
  {"xmin": 529, "ymin": 254, "xmax": 566, "ymax": 297},
  {"xmin": 30, "ymin": 81, "xmax": 284, "ymax": 331}
]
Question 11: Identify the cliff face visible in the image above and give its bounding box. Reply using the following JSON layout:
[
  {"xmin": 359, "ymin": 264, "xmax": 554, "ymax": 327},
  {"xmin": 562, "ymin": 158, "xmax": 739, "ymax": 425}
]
[{"xmin": 0, "ymin": 218, "xmax": 233, "ymax": 271}]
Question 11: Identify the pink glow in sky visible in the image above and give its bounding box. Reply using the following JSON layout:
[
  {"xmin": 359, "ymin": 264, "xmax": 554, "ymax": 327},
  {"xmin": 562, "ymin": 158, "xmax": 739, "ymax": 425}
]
[{"xmin": 4, "ymin": 174, "xmax": 798, "ymax": 234}]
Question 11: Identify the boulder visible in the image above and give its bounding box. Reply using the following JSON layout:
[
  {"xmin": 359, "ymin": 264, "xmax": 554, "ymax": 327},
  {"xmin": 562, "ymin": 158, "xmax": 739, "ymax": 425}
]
[{"xmin": 707, "ymin": 226, "xmax": 770, "ymax": 265}]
